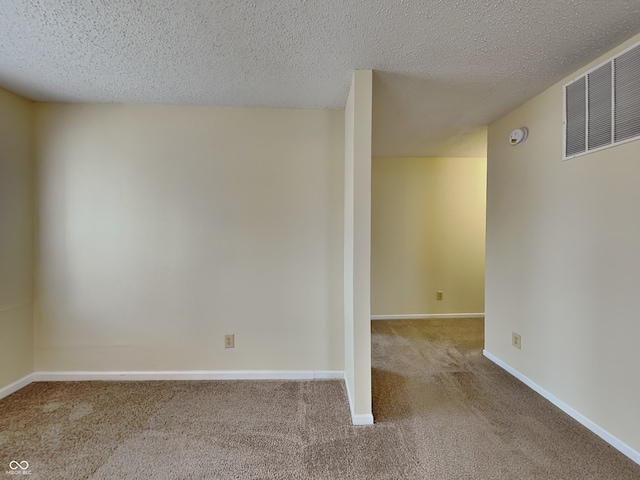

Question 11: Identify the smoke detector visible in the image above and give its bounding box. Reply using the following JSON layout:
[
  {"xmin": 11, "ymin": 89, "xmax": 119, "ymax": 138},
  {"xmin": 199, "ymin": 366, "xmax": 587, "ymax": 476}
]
[{"xmin": 509, "ymin": 127, "xmax": 528, "ymax": 145}]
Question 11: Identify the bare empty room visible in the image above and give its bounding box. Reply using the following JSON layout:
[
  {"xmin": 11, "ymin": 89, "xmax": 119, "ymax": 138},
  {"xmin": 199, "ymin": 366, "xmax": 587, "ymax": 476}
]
[{"xmin": 1, "ymin": 1, "xmax": 640, "ymax": 478}]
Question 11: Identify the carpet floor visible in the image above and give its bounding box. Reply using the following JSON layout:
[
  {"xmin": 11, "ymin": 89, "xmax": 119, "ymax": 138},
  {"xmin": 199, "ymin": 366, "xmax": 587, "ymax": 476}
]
[{"xmin": 0, "ymin": 318, "xmax": 638, "ymax": 479}]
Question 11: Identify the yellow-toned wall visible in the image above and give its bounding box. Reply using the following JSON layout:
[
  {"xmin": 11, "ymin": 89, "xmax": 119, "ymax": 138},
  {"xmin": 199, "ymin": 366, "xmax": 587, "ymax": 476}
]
[
  {"xmin": 486, "ymin": 33, "xmax": 640, "ymax": 454},
  {"xmin": 371, "ymin": 157, "xmax": 486, "ymax": 316},
  {"xmin": 0, "ymin": 88, "xmax": 34, "ymax": 389},
  {"xmin": 34, "ymin": 104, "xmax": 344, "ymax": 373}
]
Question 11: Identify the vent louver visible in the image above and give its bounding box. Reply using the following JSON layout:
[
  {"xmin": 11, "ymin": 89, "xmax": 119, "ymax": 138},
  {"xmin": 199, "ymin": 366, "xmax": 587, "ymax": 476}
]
[
  {"xmin": 614, "ymin": 45, "xmax": 640, "ymax": 143},
  {"xmin": 587, "ymin": 63, "xmax": 612, "ymax": 150},
  {"xmin": 564, "ymin": 41, "xmax": 640, "ymax": 159},
  {"xmin": 565, "ymin": 77, "xmax": 587, "ymax": 157}
]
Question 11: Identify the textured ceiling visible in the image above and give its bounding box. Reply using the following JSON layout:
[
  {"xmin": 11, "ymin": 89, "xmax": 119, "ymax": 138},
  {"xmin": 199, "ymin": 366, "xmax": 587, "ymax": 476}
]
[{"xmin": 1, "ymin": 1, "xmax": 639, "ymax": 157}]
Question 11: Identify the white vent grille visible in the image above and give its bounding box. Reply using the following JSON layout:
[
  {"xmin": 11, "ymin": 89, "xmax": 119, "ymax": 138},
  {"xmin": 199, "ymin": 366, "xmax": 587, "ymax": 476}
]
[{"xmin": 564, "ymin": 41, "xmax": 640, "ymax": 159}]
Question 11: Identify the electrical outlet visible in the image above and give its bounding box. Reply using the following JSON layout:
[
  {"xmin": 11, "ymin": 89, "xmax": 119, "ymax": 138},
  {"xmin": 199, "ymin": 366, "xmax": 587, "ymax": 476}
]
[
  {"xmin": 224, "ymin": 334, "xmax": 234, "ymax": 349},
  {"xmin": 436, "ymin": 291, "xmax": 443, "ymax": 301},
  {"xmin": 512, "ymin": 332, "xmax": 521, "ymax": 350}
]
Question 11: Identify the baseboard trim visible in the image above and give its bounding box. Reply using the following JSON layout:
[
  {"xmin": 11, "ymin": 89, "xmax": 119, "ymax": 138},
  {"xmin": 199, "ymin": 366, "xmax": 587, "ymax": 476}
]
[
  {"xmin": 0, "ymin": 374, "xmax": 35, "ymax": 400},
  {"xmin": 344, "ymin": 376, "xmax": 374, "ymax": 426},
  {"xmin": 313, "ymin": 371, "xmax": 345, "ymax": 380},
  {"xmin": 371, "ymin": 313, "xmax": 485, "ymax": 320},
  {"xmin": 483, "ymin": 350, "xmax": 640, "ymax": 466},
  {"xmin": 351, "ymin": 412, "xmax": 375, "ymax": 425},
  {"xmin": 32, "ymin": 370, "xmax": 345, "ymax": 382}
]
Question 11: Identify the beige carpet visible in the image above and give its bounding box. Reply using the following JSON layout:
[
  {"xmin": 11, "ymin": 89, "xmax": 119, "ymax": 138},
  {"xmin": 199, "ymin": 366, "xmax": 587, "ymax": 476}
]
[{"xmin": 1, "ymin": 318, "xmax": 638, "ymax": 479}]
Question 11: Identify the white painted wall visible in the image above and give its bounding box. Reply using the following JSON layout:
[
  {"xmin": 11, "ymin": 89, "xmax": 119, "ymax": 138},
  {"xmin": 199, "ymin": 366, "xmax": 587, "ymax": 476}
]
[
  {"xmin": 0, "ymin": 88, "xmax": 34, "ymax": 389},
  {"xmin": 486, "ymin": 33, "xmax": 640, "ymax": 455},
  {"xmin": 371, "ymin": 157, "xmax": 486, "ymax": 316},
  {"xmin": 344, "ymin": 71, "xmax": 373, "ymax": 423},
  {"xmin": 34, "ymin": 104, "xmax": 344, "ymax": 373}
]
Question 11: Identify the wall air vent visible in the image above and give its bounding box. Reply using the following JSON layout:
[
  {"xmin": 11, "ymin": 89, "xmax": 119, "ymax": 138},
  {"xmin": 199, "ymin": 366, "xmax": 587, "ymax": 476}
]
[{"xmin": 564, "ymin": 41, "xmax": 640, "ymax": 160}]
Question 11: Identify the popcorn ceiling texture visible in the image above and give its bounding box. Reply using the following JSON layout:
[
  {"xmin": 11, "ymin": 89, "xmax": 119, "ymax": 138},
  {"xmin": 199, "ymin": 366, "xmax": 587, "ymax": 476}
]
[{"xmin": 0, "ymin": 1, "xmax": 639, "ymax": 156}]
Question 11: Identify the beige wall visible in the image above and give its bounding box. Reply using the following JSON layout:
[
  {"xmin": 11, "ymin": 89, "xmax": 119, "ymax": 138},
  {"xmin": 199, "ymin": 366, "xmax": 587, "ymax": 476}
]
[
  {"xmin": 344, "ymin": 71, "xmax": 373, "ymax": 423},
  {"xmin": 34, "ymin": 104, "xmax": 344, "ymax": 372},
  {"xmin": 486, "ymin": 33, "xmax": 640, "ymax": 454},
  {"xmin": 0, "ymin": 88, "xmax": 34, "ymax": 389},
  {"xmin": 371, "ymin": 157, "xmax": 486, "ymax": 315}
]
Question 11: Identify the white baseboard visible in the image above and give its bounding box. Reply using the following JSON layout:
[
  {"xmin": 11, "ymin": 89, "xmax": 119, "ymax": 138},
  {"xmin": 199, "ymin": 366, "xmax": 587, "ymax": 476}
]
[
  {"xmin": 0, "ymin": 373, "xmax": 35, "ymax": 400},
  {"xmin": 351, "ymin": 412, "xmax": 374, "ymax": 425},
  {"xmin": 344, "ymin": 376, "xmax": 374, "ymax": 426},
  {"xmin": 371, "ymin": 313, "xmax": 485, "ymax": 320},
  {"xmin": 32, "ymin": 370, "xmax": 345, "ymax": 382},
  {"xmin": 313, "ymin": 371, "xmax": 345, "ymax": 380},
  {"xmin": 483, "ymin": 350, "xmax": 640, "ymax": 466}
]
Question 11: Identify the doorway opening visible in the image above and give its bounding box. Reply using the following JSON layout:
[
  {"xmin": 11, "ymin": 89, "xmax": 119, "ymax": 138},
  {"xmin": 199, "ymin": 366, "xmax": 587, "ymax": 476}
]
[{"xmin": 370, "ymin": 155, "xmax": 487, "ymax": 422}]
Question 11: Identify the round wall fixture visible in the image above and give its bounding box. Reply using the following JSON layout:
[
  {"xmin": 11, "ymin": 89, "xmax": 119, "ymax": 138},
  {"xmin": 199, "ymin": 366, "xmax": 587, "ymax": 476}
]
[{"xmin": 509, "ymin": 127, "xmax": 528, "ymax": 145}]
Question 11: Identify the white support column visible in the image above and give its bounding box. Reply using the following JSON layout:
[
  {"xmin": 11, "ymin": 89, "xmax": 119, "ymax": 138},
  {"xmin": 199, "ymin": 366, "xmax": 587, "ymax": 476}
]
[{"xmin": 344, "ymin": 70, "xmax": 373, "ymax": 425}]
